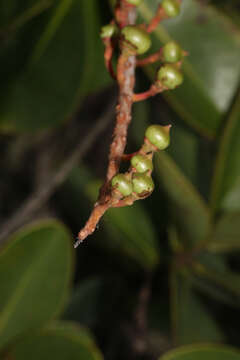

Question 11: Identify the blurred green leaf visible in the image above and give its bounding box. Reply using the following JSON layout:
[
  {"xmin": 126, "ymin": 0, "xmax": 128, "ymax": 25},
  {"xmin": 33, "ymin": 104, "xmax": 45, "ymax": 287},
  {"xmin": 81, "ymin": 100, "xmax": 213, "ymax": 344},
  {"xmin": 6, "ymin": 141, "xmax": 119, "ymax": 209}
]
[
  {"xmin": 159, "ymin": 345, "xmax": 240, "ymax": 360},
  {"xmin": 208, "ymin": 212, "xmax": 240, "ymax": 252},
  {"xmin": 139, "ymin": 0, "xmax": 240, "ymax": 137},
  {"xmin": 170, "ymin": 269, "xmax": 224, "ymax": 345},
  {"xmin": 191, "ymin": 260, "xmax": 240, "ymax": 307},
  {"xmin": 86, "ymin": 180, "xmax": 160, "ymax": 271},
  {"xmin": 210, "ymin": 91, "xmax": 240, "ymax": 213},
  {"xmin": 154, "ymin": 152, "xmax": 210, "ymax": 247},
  {"xmin": 5, "ymin": 321, "xmax": 103, "ymax": 360},
  {"xmin": 0, "ymin": 0, "xmax": 110, "ymax": 132},
  {"xmin": 167, "ymin": 125, "xmax": 198, "ymax": 186},
  {"xmin": 0, "ymin": 220, "xmax": 73, "ymax": 350},
  {"xmin": 130, "ymin": 101, "xmax": 150, "ymax": 147},
  {"xmin": 63, "ymin": 277, "xmax": 105, "ymax": 327}
]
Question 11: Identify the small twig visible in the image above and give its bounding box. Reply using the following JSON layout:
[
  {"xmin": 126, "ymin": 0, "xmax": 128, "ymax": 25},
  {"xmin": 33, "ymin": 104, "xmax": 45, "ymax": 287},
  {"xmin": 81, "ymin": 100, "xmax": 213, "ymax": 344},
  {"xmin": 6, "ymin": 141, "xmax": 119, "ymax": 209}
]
[
  {"xmin": 137, "ymin": 49, "xmax": 163, "ymax": 67},
  {"xmin": 0, "ymin": 102, "xmax": 115, "ymax": 244},
  {"xmin": 103, "ymin": 38, "xmax": 116, "ymax": 80},
  {"xmin": 133, "ymin": 84, "xmax": 164, "ymax": 102},
  {"xmin": 147, "ymin": 6, "xmax": 167, "ymax": 33}
]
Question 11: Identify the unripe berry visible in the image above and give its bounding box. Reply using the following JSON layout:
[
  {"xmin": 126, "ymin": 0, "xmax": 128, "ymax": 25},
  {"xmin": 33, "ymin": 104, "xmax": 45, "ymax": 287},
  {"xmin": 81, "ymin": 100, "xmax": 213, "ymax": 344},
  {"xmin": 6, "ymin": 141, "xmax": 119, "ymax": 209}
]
[
  {"xmin": 121, "ymin": 26, "xmax": 151, "ymax": 55},
  {"xmin": 132, "ymin": 173, "xmax": 154, "ymax": 195},
  {"xmin": 162, "ymin": 41, "xmax": 182, "ymax": 63},
  {"xmin": 100, "ymin": 24, "xmax": 117, "ymax": 38},
  {"xmin": 157, "ymin": 64, "xmax": 183, "ymax": 89},
  {"xmin": 126, "ymin": 0, "xmax": 142, "ymax": 5},
  {"xmin": 131, "ymin": 154, "xmax": 153, "ymax": 173},
  {"xmin": 161, "ymin": 0, "xmax": 180, "ymax": 18},
  {"xmin": 111, "ymin": 174, "xmax": 133, "ymax": 196},
  {"xmin": 145, "ymin": 125, "xmax": 170, "ymax": 150}
]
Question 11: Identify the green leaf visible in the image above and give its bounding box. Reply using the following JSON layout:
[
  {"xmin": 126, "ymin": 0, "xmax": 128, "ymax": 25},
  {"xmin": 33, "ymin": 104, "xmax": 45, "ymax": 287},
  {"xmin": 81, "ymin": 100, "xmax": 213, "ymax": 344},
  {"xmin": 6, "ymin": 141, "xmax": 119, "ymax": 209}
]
[
  {"xmin": 170, "ymin": 269, "xmax": 224, "ymax": 345},
  {"xmin": 210, "ymin": 91, "xmax": 240, "ymax": 213},
  {"xmin": 0, "ymin": 220, "xmax": 74, "ymax": 350},
  {"xmin": 0, "ymin": 0, "xmax": 110, "ymax": 132},
  {"xmin": 86, "ymin": 180, "xmax": 160, "ymax": 271},
  {"xmin": 159, "ymin": 344, "xmax": 240, "ymax": 360},
  {"xmin": 63, "ymin": 277, "xmax": 105, "ymax": 327},
  {"xmin": 139, "ymin": 0, "xmax": 240, "ymax": 137},
  {"xmin": 167, "ymin": 124, "xmax": 198, "ymax": 186},
  {"xmin": 191, "ymin": 260, "xmax": 240, "ymax": 307},
  {"xmin": 208, "ymin": 212, "xmax": 240, "ymax": 252},
  {"xmin": 5, "ymin": 321, "xmax": 103, "ymax": 360},
  {"xmin": 154, "ymin": 152, "xmax": 210, "ymax": 247}
]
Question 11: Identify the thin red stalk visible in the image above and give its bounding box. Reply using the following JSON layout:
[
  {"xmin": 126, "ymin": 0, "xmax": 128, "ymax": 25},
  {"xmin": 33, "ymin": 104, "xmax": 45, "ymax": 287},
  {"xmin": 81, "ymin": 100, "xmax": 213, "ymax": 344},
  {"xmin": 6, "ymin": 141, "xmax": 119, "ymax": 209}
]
[
  {"xmin": 133, "ymin": 84, "xmax": 164, "ymax": 102},
  {"xmin": 103, "ymin": 40, "xmax": 116, "ymax": 80},
  {"xmin": 137, "ymin": 49, "xmax": 163, "ymax": 67},
  {"xmin": 147, "ymin": 6, "xmax": 166, "ymax": 33}
]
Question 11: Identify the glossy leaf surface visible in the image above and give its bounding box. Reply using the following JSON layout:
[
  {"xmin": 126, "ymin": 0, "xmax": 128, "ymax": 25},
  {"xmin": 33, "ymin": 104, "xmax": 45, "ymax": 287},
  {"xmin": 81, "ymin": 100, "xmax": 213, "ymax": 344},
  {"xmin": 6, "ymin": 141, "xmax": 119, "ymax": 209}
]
[
  {"xmin": 208, "ymin": 212, "xmax": 240, "ymax": 252},
  {"xmin": 170, "ymin": 269, "xmax": 223, "ymax": 345},
  {"xmin": 0, "ymin": 220, "xmax": 73, "ymax": 350},
  {"xmin": 0, "ymin": 0, "xmax": 110, "ymax": 132},
  {"xmin": 139, "ymin": 0, "xmax": 240, "ymax": 136},
  {"xmin": 5, "ymin": 322, "xmax": 103, "ymax": 360},
  {"xmin": 160, "ymin": 345, "xmax": 240, "ymax": 360},
  {"xmin": 210, "ymin": 91, "xmax": 240, "ymax": 213},
  {"xmin": 154, "ymin": 152, "xmax": 210, "ymax": 247}
]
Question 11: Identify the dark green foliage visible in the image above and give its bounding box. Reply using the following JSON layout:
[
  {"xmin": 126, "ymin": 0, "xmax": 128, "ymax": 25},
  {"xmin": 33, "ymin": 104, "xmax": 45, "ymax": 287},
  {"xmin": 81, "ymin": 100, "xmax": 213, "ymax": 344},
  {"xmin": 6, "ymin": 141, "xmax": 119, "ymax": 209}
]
[{"xmin": 1, "ymin": 1, "xmax": 240, "ymax": 359}]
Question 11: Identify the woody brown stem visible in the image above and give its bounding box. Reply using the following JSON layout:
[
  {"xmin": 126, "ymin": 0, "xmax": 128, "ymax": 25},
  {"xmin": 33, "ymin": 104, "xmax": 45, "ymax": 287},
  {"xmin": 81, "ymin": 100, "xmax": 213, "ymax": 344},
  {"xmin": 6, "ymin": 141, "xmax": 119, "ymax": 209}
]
[{"xmin": 75, "ymin": 0, "xmax": 137, "ymax": 246}]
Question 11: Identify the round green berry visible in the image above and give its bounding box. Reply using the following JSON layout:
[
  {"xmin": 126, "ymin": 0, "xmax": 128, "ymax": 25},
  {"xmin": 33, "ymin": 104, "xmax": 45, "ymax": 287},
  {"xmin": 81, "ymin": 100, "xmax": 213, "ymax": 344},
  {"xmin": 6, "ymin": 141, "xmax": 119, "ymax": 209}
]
[
  {"xmin": 100, "ymin": 24, "xmax": 117, "ymax": 38},
  {"xmin": 121, "ymin": 26, "xmax": 151, "ymax": 55},
  {"xmin": 162, "ymin": 41, "xmax": 182, "ymax": 63},
  {"xmin": 132, "ymin": 173, "xmax": 154, "ymax": 195},
  {"xmin": 131, "ymin": 154, "xmax": 153, "ymax": 173},
  {"xmin": 126, "ymin": 0, "xmax": 142, "ymax": 5},
  {"xmin": 145, "ymin": 125, "xmax": 170, "ymax": 150},
  {"xmin": 111, "ymin": 174, "xmax": 133, "ymax": 196},
  {"xmin": 162, "ymin": 0, "xmax": 180, "ymax": 17},
  {"xmin": 157, "ymin": 64, "xmax": 183, "ymax": 89}
]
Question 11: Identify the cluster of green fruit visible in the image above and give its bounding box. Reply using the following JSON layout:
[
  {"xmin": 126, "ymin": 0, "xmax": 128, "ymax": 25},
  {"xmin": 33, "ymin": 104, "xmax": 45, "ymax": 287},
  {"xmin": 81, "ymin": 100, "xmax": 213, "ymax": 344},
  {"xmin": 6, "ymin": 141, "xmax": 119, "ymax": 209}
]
[
  {"xmin": 101, "ymin": 0, "xmax": 183, "ymax": 90},
  {"xmin": 111, "ymin": 124, "xmax": 170, "ymax": 197}
]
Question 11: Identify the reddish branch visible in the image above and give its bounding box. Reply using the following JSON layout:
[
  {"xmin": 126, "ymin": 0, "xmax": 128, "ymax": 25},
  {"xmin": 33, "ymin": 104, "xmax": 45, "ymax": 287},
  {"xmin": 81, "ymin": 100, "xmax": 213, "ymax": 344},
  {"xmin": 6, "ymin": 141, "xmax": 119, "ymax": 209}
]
[
  {"xmin": 75, "ymin": 0, "xmax": 184, "ymax": 248},
  {"xmin": 137, "ymin": 49, "xmax": 163, "ymax": 67},
  {"xmin": 75, "ymin": 0, "xmax": 137, "ymax": 247}
]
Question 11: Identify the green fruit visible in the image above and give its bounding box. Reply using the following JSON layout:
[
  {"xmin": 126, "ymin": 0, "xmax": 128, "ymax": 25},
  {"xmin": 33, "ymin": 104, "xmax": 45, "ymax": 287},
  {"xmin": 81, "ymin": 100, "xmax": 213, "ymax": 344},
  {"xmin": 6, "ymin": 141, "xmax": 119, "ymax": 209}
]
[
  {"xmin": 131, "ymin": 154, "xmax": 153, "ymax": 173},
  {"xmin": 132, "ymin": 173, "xmax": 154, "ymax": 195},
  {"xmin": 121, "ymin": 26, "xmax": 151, "ymax": 55},
  {"xmin": 161, "ymin": 0, "xmax": 180, "ymax": 17},
  {"xmin": 162, "ymin": 41, "xmax": 182, "ymax": 63},
  {"xmin": 100, "ymin": 24, "xmax": 117, "ymax": 38},
  {"xmin": 111, "ymin": 174, "xmax": 133, "ymax": 196},
  {"xmin": 157, "ymin": 64, "xmax": 183, "ymax": 89},
  {"xmin": 145, "ymin": 125, "xmax": 170, "ymax": 150},
  {"xmin": 126, "ymin": 0, "xmax": 142, "ymax": 5}
]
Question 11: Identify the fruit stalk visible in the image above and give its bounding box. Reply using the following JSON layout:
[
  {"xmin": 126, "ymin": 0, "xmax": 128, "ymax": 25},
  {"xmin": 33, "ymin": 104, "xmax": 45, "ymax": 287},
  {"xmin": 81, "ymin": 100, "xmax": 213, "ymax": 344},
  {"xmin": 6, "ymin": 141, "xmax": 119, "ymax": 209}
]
[{"xmin": 76, "ymin": 0, "xmax": 137, "ymax": 245}]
